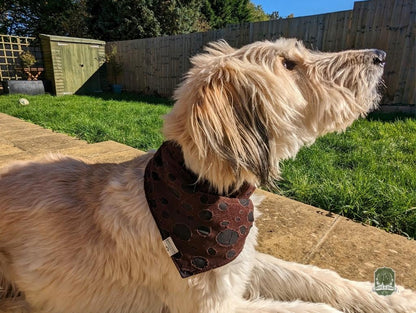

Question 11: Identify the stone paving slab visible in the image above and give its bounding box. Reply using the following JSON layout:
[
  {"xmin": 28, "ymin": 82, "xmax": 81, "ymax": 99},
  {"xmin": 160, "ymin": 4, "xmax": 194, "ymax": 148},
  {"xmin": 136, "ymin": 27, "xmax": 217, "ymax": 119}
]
[
  {"xmin": 0, "ymin": 114, "xmax": 87, "ymax": 153},
  {"xmin": 11, "ymin": 134, "xmax": 87, "ymax": 154},
  {"xmin": 306, "ymin": 217, "xmax": 416, "ymax": 290},
  {"xmin": 1, "ymin": 113, "xmax": 415, "ymax": 290},
  {"xmin": 0, "ymin": 152, "xmax": 31, "ymax": 165},
  {"xmin": 0, "ymin": 127, "xmax": 57, "ymax": 141},
  {"xmin": 0, "ymin": 143, "xmax": 23, "ymax": 156},
  {"xmin": 255, "ymin": 189, "xmax": 337, "ymax": 263},
  {"xmin": 58, "ymin": 140, "xmax": 145, "ymax": 163},
  {"xmin": 0, "ymin": 115, "xmax": 46, "ymax": 132},
  {"xmin": 255, "ymin": 193, "xmax": 416, "ymax": 290}
]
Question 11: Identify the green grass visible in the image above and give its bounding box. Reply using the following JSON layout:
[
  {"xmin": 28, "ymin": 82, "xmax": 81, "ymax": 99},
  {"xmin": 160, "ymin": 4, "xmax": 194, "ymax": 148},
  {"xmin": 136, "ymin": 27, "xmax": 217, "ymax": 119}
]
[
  {"xmin": 0, "ymin": 93, "xmax": 172, "ymax": 151},
  {"xmin": 0, "ymin": 93, "xmax": 415, "ymax": 239},
  {"xmin": 276, "ymin": 114, "xmax": 416, "ymax": 239}
]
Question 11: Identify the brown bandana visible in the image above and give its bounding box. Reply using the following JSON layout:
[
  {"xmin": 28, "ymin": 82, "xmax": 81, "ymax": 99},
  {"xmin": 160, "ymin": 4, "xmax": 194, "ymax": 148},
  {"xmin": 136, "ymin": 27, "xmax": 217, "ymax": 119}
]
[{"xmin": 144, "ymin": 141, "xmax": 255, "ymax": 278}]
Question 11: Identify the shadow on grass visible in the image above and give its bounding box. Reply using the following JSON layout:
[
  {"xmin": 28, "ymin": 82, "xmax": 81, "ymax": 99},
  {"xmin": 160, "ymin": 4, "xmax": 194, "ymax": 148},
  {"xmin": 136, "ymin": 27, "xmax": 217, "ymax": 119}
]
[
  {"xmin": 86, "ymin": 91, "xmax": 174, "ymax": 106},
  {"xmin": 367, "ymin": 110, "xmax": 415, "ymax": 122}
]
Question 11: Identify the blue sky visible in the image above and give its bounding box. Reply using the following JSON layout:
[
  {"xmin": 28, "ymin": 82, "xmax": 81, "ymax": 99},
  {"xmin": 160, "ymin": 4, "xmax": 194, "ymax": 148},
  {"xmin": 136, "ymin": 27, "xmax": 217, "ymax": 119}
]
[{"xmin": 251, "ymin": 0, "xmax": 358, "ymax": 18}]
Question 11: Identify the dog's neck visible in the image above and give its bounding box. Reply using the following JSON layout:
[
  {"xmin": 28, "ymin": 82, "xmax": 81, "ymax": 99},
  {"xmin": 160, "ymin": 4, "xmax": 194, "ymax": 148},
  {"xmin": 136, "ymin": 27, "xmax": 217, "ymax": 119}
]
[
  {"xmin": 153, "ymin": 141, "xmax": 252, "ymax": 196},
  {"xmin": 178, "ymin": 144, "xmax": 258, "ymax": 196}
]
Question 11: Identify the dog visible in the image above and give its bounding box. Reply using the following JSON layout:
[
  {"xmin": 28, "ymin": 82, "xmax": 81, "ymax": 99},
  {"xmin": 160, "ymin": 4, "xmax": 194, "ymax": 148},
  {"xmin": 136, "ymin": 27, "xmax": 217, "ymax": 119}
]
[{"xmin": 0, "ymin": 38, "xmax": 415, "ymax": 313}]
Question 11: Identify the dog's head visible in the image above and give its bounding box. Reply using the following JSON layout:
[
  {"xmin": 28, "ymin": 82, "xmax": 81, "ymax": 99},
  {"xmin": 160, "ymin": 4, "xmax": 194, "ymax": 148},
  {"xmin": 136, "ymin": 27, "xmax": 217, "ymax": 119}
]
[{"xmin": 163, "ymin": 38, "xmax": 385, "ymax": 193}]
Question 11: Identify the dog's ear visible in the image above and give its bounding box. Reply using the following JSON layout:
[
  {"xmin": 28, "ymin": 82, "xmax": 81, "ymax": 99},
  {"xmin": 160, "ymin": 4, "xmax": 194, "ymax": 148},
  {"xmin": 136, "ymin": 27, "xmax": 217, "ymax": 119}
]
[
  {"xmin": 187, "ymin": 57, "xmax": 296, "ymax": 187},
  {"xmin": 165, "ymin": 47, "xmax": 306, "ymax": 190}
]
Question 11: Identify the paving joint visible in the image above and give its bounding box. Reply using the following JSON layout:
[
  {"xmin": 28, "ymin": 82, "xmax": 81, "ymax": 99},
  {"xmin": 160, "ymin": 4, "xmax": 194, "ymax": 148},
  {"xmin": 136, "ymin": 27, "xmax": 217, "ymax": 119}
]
[{"xmin": 303, "ymin": 215, "xmax": 341, "ymax": 263}]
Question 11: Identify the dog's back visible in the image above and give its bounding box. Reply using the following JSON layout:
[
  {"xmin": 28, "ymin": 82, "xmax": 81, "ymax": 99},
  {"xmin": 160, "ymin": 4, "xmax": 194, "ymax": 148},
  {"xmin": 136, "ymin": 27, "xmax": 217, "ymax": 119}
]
[
  {"xmin": 0, "ymin": 155, "xmax": 113, "ymax": 230},
  {"xmin": 0, "ymin": 156, "xmax": 110, "ymax": 310},
  {"xmin": 0, "ymin": 153, "xmax": 171, "ymax": 313}
]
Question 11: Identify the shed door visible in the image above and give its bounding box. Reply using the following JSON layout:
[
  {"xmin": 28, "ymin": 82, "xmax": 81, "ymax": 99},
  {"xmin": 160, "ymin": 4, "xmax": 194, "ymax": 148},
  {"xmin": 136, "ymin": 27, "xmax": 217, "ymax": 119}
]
[{"xmin": 59, "ymin": 42, "xmax": 103, "ymax": 94}]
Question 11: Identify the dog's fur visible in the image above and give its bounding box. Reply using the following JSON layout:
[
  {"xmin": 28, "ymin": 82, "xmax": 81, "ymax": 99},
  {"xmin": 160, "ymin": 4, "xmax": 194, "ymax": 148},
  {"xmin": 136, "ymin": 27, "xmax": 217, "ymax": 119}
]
[{"xmin": 0, "ymin": 38, "xmax": 415, "ymax": 313}]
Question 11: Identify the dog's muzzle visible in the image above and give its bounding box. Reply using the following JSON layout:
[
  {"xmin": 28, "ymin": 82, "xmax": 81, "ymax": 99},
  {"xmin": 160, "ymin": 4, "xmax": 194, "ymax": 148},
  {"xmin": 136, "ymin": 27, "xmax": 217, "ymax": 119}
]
[{"xmin": 372, "ymin": 49, "xmax": 386, "ymax": 67}]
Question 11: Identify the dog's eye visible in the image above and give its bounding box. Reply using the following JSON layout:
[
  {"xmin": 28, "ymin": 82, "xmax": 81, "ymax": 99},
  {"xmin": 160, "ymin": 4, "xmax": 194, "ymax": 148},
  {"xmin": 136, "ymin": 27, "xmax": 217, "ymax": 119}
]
[{"xmin": 283, "ymin": 59, "xmax": 296, "ymax": 70}]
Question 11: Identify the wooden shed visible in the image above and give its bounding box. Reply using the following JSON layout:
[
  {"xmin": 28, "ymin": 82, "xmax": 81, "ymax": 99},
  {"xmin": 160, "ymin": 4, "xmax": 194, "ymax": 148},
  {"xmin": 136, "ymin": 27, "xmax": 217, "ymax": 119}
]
[{"xmin": 40, "ymin": 34, "xmax": 106, "ymax": 96}]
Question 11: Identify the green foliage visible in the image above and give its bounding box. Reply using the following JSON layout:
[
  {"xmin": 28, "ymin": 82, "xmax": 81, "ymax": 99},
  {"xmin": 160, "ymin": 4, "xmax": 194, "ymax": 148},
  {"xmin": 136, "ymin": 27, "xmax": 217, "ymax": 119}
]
[
  {"xmin": 59, "ymin": 0, "xmax": 90, "ymax": 38},
  {"xmin": 1, "ymin": 0, "xmax": 278, "ymax": 39},
  {"xmin": 150, "ymin": 0, "xmax": 205, "ymax": 36},
  {"xmin": 201, "ymin": 0, "xmax": 252, "ymax": 29},
  {"xmin": 246, "ymin": 3, "xmax": 269, "ymax": 22},
  {"xmin": 0, "ymin": 0, "xmax": 89, "ymax": 37},
  {"xmin": 269, "ymin": 11, "xmax": 294, "ymax": 20},
  {"xmin": 269, "ymin": 11, "xmax": 281, "ymax": 20},
  {"xmin": 86, "ymin": 0, "xmax": 161, "ymax": 41},
  {"xmin": 104, "ymin": 44, "xmax": 123, "ymax": 84},
  {"xmin": 19, "ymin": 50, "xmax": 36, "ymax": 68}
]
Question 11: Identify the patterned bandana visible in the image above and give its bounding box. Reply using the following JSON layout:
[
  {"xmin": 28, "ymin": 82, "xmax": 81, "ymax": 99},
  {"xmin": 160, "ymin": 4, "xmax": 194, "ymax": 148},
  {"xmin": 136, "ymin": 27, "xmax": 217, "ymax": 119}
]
[{"xmin": 144, "ymin": 141, "xmax": 255, "ymax": 278}]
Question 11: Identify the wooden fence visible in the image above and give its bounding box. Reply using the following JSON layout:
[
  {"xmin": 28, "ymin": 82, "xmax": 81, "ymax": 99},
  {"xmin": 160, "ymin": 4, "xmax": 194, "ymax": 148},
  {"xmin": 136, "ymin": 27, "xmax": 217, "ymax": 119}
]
[
  {"xmin": 109, "ymin": 0, "xmax": 415, "ymax": 105},
  {"xmin": 0, "ymin": 35, "xmax": 43, "ymax": 82}
]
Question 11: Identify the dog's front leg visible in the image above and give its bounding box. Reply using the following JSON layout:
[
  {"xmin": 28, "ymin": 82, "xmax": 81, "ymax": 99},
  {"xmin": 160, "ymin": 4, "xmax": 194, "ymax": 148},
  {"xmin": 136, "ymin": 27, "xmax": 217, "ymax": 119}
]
[
  {"xmin": 160, "ymin": 270, "xmax": 341, "ymax": 313},
  {"xmin": 166, "ymin": 296, "xmax": 342, "ymax": 313},
  {"xmin": 246, "ymin": 252, "xmax": 416, "ymax": 313},
  {"xmin": 235, "ymin": 299, "xmax": 342, "ymax": 313}
]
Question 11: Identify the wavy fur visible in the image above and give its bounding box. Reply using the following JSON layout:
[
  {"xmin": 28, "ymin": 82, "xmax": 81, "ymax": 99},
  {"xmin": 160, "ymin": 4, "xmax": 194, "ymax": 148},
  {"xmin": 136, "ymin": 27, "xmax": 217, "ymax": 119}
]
[{"xmin": 1, "ymin": 38, "xmax": 415, "ymax": 313}]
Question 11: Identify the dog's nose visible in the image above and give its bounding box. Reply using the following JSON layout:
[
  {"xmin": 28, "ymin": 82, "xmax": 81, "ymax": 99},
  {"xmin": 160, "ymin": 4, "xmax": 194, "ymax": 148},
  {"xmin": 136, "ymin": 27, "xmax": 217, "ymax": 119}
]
[{"xmin": 372, "ymin": 49, "xmax": 386, "ymax": 66}]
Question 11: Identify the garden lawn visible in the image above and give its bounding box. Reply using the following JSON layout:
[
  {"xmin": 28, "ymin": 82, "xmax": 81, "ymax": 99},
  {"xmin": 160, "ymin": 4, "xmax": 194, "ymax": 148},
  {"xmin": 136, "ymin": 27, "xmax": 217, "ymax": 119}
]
[
  {"xmin": 0, "ymin": 94, "xmax": 415, "ymax": 239},
  {"xmin": 0, "ymin": 93, "xmax": 172, "ymax": 151},
  {"xmin": 276, "ymin": 113, "xmax": 416, "ymax": 239}
]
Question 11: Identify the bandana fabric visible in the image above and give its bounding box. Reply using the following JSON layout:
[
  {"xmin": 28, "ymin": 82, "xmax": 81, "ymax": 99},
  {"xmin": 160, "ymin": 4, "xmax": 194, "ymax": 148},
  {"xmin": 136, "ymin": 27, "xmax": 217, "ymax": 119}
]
[{"xmin": 144, "ymin": 141, "xmax": 255, "ymax": 278}]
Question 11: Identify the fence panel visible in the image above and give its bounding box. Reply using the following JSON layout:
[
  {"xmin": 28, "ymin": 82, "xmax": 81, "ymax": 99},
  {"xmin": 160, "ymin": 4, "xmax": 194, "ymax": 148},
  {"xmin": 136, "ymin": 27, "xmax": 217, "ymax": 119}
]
[
  {"xmin": 109, "ymin": 0, "xmax": 414, "ymax": 105},
  {"xmin": 0, "ymin": 35, "xmax": 43, "ymax": 82}
]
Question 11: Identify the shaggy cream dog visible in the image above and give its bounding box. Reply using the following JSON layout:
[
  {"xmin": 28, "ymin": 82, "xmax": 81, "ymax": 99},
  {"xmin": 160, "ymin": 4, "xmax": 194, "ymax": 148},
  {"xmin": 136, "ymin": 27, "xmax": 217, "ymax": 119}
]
[{"xmin": 0, "ymin": 38, "xmax": 415, "ymax": 313}]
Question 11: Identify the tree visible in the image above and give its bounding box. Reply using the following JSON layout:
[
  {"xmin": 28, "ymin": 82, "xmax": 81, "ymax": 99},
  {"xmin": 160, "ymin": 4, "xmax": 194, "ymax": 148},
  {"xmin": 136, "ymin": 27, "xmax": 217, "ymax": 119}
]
[
  {"xmin": 60, "ymin": 0, "xmax": 90, "ymax": 38},
  {"xmin": 246, "ymin": 3, "xmax": 269, "ymax": 22},
  {"xmin": 86, "ymin": 0, "xmax": 206, "ymax": 41},
  {"xmin": 0, "ymin": 1, "xmax": 35, "ymax": 36},
  {"xmin": 85, "ymin": 0, "xmax": 161, "ymax": 41},
  {"xmin": 0, "ymin": 0, "xmax": 289, "ymax": 41},
  {"xmin": 269, "ymin": 11, "xmax": 281, "ymax": 20},
  {"xmin": 201, "ymin": 0, "xmax": 253, "ymax": 29},
  {"xmin": 269, "ymin": 11, "xmax": 295, "ymax": 20},
  {"xmin": 150, "ymin": 0, "xmax": 205, "ymax": 36},
  {"xmin": 0, "ymin": 0, "xmax": 89, "ymax": 37}
]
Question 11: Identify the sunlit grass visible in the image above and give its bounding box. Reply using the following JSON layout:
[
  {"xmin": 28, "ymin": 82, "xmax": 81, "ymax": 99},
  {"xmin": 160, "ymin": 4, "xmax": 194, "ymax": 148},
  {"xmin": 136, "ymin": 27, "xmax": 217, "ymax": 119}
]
[
  {"xmin": 0, "ymin": 93, "xmax": 172, "ymax": 151},
  {"xmin": 277, "ymin": 114, "xmax": 416, "ymax": 239}
]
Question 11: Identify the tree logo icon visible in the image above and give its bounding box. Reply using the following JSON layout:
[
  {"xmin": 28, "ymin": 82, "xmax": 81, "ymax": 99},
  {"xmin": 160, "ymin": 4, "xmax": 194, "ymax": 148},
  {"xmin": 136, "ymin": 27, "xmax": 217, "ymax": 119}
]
[{"xmin": 373, "ymin": 267, "xmax": 397, "ymax": 296}]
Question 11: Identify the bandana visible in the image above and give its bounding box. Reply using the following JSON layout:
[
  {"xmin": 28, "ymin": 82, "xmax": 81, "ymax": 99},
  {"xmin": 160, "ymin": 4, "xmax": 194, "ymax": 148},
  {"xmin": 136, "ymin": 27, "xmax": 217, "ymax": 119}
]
[{"xmin": 144, "ymin": 141, "xmax": 255, "ymax": 278}]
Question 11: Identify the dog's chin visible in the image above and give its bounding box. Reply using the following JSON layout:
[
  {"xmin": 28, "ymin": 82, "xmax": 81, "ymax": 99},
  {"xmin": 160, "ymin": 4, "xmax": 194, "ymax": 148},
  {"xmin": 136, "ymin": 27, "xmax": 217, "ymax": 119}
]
[
  {"xmin": 360, "ymin": 83, "xmax": 383, "ymax": 117},
  {"xmin": 366, "ymin": 66, "xmax": 385, "ymax": 111},
  {"xmin": 360, "ymin": 100, "xmax": 379, "ymax": 117}
]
